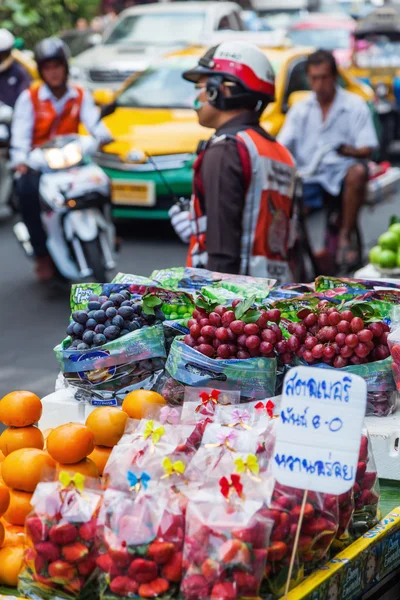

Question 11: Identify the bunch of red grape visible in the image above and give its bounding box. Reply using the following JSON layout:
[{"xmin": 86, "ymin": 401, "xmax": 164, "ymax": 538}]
[
  {"xmin": 289, "ymin": 301, "xmax": 390, "ymax": 368},
  {"xmin": 183, "ymin": 303, "xmax": 293, "ymax": 362}
]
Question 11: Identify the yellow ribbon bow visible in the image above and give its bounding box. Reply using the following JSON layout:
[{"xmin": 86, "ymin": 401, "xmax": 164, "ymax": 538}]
[
  {"xmin": 59, "ymin": 471, "xmax": 85, "ymax": 492},
  {"xmin": 162, "ymin": 457, "xmax": 186, "ymax": 478},
  {"xmin": 143, "ymin": 420, "xmax": 165, "ymax": 444},
  {"xmin": 234, "ymin": 454, "xmax": 260, "ymax": 478}
]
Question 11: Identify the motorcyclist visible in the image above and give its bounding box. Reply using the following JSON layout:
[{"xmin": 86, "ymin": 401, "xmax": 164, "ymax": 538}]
[
  {"xmin": 170, "ymin": 41, "xmax": 295, "ymax": 284},
  {"xmin": 11, "ymin": 38, "xmax": 111, "ymax": 281},
  {"xmin": 0, "ymin": 29, "xmax": 31, "ymax": 108}
]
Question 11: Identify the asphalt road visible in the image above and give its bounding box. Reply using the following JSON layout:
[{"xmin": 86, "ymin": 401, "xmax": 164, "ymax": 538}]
[{"xmin": 0, "ymin": 219, "xmax": 186, "ymax": 399}]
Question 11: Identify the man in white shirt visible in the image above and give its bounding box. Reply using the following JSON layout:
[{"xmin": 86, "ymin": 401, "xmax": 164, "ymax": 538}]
[
  {"xmin": 278, "ymin": 50, "xmax": 379, "ymax": 272},
  {"xmin": 11, "ymin": 38, "xmax": 111, "ymax": 281}
]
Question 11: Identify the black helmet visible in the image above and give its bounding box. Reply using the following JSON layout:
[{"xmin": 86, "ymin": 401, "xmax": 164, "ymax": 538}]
[{"xmin": 34, "ymin": 38, "xmax": 70, "ymax": 72}]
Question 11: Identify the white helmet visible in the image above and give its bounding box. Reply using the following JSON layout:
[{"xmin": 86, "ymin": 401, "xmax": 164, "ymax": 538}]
[{"xmin": 0, "ymin": 29, "xmax": 15, "ymax": 53}]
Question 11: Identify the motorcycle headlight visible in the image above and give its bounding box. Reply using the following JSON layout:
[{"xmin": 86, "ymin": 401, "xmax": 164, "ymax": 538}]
[
  {"xmin": 44, "ymin": 143, "xmax": 82, "ymax": 170},
  {"xmin": 44, "ymin": 148, "xmax": 65, "ymax": 170},
  {"xmin": 376, "ymin": 83, "xmax": 389, "ymax": 99}
]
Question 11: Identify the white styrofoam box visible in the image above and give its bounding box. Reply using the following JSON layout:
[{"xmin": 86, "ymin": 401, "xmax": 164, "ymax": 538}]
[
  {"xmin": 39, "ymin": 389, "xmax": 86, "ymax": 430},
  {"xmin": 365, "ymin": 412, "xmax": 400, "ymax": 480}
]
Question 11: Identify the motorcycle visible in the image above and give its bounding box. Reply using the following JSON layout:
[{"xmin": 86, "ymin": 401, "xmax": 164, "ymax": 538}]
[
  {"xmin": 0, "ymin": 101, "xmax": 14, "ymax": 220},
  {"xmin": 13, "ymin": 134, "xmax": 116, "ymax": 282}
]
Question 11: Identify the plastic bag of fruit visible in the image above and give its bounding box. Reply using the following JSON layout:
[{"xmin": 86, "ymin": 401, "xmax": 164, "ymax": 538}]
[
  {"xmin": 350, "ymin": 430, "xmax": 380, "ymax": 539},
  {"xmin": 387, "ymin": 322, "xmax": 400, "ymax": 394},
  {"xmin": 19, "ymin": 473, "xmax": 102, "ymax": 600},
  {"xmin": 181, "ymin": 479, "xmax": 273, "ymax": 600},
  {"xmin": 96, "ymin": 484, "xmax": 185, "ymax": 599}
]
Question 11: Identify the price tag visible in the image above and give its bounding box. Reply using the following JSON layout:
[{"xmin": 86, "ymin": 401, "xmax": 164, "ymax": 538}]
[{"xmin": 272, "ymin": 365, "xmax": 367, "ymax": 495}]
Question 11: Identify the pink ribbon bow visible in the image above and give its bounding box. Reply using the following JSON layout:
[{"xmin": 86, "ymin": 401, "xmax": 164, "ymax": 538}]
[{"xmin": 159, "ymin": 406, "xmax": 180, "ymax": 425}]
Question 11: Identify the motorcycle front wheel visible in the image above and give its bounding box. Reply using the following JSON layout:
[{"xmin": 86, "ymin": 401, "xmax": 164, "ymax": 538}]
[{"xmin": 81, "ymin": 238, "xmax": 106, "ymax": 283}]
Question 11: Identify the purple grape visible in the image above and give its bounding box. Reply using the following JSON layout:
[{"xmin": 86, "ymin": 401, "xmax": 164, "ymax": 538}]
[
  {"xmin": 112, "ymin": 315, "xmax": 124, "ymax": 329},
  {"xmin": 94, "ymin": 310, "xmax": 107, "ymax": 323},
  {"xmin": 72, "ymin": 310, "xmax": 88, "ymax": 325},
  {"xmin": 95, "ymin": 324, "xmax": 106, "ymax": 334},
  {"xmin": 104, "ymin": 326, "xmax": 120, "ymax": 341},
  {"xmin": 106, "ymin": 307, "xmax": 117, "ymax": 319},
  {"xmin": 93, "ymin": 333, "xmax": 107, "ymax": 346},
  {"xmin": 72, "ymin": 323, "xmax": 84, "ymax": 336},
  {"xmin": 85, "ymin": 318, "xmax": 97, "ymax": 330},
  {"xmin": 88, "ymin": 301, "xmax": 101, "ymax": 311},
  {"xmin": 77, "ymin": 343, "xmax": 90, "ymax": 351},
  {"xmin": 66, "ymin": 322, "xmax": 75, "ymax": 336},
  {"xmin": 82, "ymin": 330, "xmax": 95, "ymax": 345},
  {"xmin": 118, "ymin": 306, "xmax": 134, "ymax": 319},
  {"xmin": 101, "ymin": 301, "xmax": 114, "ymax": 311}
]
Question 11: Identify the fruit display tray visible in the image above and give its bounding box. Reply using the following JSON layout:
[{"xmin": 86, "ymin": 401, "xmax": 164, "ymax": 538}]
[{"xmin": 365, "ymin": 413, "xmax": 400, "ymax": 480}]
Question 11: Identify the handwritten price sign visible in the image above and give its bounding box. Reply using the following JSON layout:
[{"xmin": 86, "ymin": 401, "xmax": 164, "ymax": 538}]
[{"xmin": 273, "ymin": 366, "xmax": 367, "ymax": 495}]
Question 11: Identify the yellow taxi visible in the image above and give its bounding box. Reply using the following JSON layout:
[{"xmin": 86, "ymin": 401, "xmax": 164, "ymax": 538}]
[
  {"xmin": 93, "ymin": 44, "xmax": 374, "ymax": 220},
  {"xmin": 12, "ymin": 48, "xmax": 38, "ymax": 80}
]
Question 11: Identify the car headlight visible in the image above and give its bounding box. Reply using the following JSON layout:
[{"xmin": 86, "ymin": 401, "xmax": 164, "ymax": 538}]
[{"xmin": 376, "ymin": 83, "xmax": 389, "ymax": 99}]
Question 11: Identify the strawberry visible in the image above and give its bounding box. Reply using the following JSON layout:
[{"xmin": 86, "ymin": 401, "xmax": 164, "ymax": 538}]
[
  {"xmin": 232, "ymin": 522, "xmax": 266, "ymax": 549},
  {"xmin": 390, "ymin": 343, "xmax": 400, "ymax": 365},
  {"xmin": 323, "ymin": 495, "xmax": 337, "ymax": 511},
  {"xmin": 128, "ymin": 558, "xmax": 158, "ymax": 583},
  {"xmin": 201, "ymin": 558, "xmax": 221, "ymax": 584},
  {"xmin": 32, "ymin": 574, "xmax": 55, "ymax": 588},
  {"xmin": 62, "ymin": 542, "xmax": 89, "ymax": 563},
  {"xmin": 271, "ymin": 525, "xmax": 288, "ymax": 542},
  {"xmin": 302, "ymin": 518, "xmax": 336, "ymax": 536},
  {"xmin": 79, "ymin": 519, "xmax": 97, "ymax": 542},
  {"xmin": 148, "ymin": 540, "xmax": 175, "ymax": 565},
  {"xmin": 26, "ymin": 517, "xmax": 49, "ymax": 544},
  {"xmin": 34, "ymin": 553, "xmax": 46, "ymax": 574},
  {"xmin": 252, "ymin": 548, "xmax": 268, "ymax": 575},
  {"xmin": 77, "ymin": 553, "xmax": 97, "ymax": 576},
  {"xmin": 110, "ymin": 576, "xmax": 139, "ymax": 596},
  {"xmin": 181, "ymin": 575, "xmax": 210, "ymax": 600},
  {"xmin": 260, "ymin": 508, "xmax": 281, "ymax": 525},
  {"xmin": 48, "ymin": 560, "xmax": 76, "ymax": 583},
  {"xmin": 110, "ymin": 548, "xmax": 131, "ymax": 569},
  {"xmin": 338, "ymin": 491, "xmax": 352, "ymax": 505},
  {"xmin": 359, "ymin": 489, "xmax": 373, "ymax": 506},
  {"xmin": 35, "ymin": 542, "xmax": 61, "ymax": 563},
  {"xmin": 233, "ymin": 571, "xmax": 258, "ymax": 595},
  {"xmin": 96, "ymin": 553, "xmax": 122, "ymax": 578},
  {"xmin": 218, "ymin": 539, "xmax": 250, "ymax": 565},
  {"xmin": 298, "ymin": 535, "xmax": 313, "ymax": 550},
  {"xmin": 68, "ymin": 578, "xmax": 84, "ymax": 593},
  {"xmin": 362, "ymin": 472, "xmax": 377, "ymax": 490},
  {"xmin": 273, "ymin": 496, "xmax": 293, "ymax": 510},
  {"xmin": 49, "ymin": 522, "xmax": 78, "ymax": 546},
  {"xmin": 370, "ymin": 492, "xmax": 379, "ymax": 505},
  {"xmin": 353, "ymin": 482, "xmax": 361, "ymax": 496},
  {"xmin": 291, "ymin": 503, "xmax": 315, "ymax": 522},
  {"xmin": 184, "ymin": 537, "xmax": 208, "ymax": 566},
  {"xmin": 267, "ymin": 541, "xmax": 287, "ymax": 561},
  {"xmin": 210, "ymin": 581, "xmax": 237, "ymax": 600},
  {"xmin": 358, "ymin": 435, "xmax": 369, "ymax": 461},
  {"xmin": 162, "ymin": 551, "xmax": 182, "ymax": 582},
  {"xmin": 138, "ymin": 578, "xmax": 169, "ymax": 598},
  {"xmin": 356, "ymin": 461, "xmax": 367, "ymax": 481}
]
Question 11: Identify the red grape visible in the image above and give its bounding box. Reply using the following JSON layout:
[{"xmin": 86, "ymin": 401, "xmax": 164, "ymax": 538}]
[
  {"xmin": 297, "ymin": 345, "xmax": 306, "ymax": 358},
  {"xmin": 337, "ymin": 320, "xmax": 351, "ymax": 334},
  {"xmin": 249, "ymin": 348, "xmax": 261, "ymax": 357},
  {"xmin": 325, "ymin": 326, "xmax": 337, "ymax": 342},
  {"xmin": 350, "ymin": 317, "xmax": 364, "ymax": 333},
  {"xmin": 317, "ymin": 327, "xmax": 328, "ymax": 343},
  {"xmin": 246, "ymin": 335, "xmax": 261, "ymax": 349},
  {"xmin": 197, "ymin": 344, "xmax": 214, "ymax": 357},
  {"xmin": 318, "ymin": 300, "xmax": 330, "ymax": 309},
  {"xmin": 366, "ymin": 341, "xmax": 374, "ymax": 350},
  {"xmin": 193, "ymin": 309, "xmax": 207, "ymax": 320},
  {"xmin": 350, "ymin": 355, "xmax": 366, "ymax": 365},
  {"xmin": 355, "ymin": 343, "xmax": 369, "ymax": 358},
  {"xmin": 222, "ymin": 311, "xmax": 236, "ymax": 327},
  {"xmin": 358, "ymin": 329, "xmax": 373, "ymax": 343},
  {"xmin": 213, "ymin": 339, "xmax": 221, "ymax": 349},
  {"xmin": 326, "ymin": 307, "xmax": 338, "ymax": 315},
  {"xmin": 226, "ymin": 329, "xmax": 236, "ymax": 342},
  {"xmin": 232, "ymin": 299, "xmax": 241, "ymax": 308},
  {"xmin": 184, "ymin": 335, "xmax": 196, "ymax": 347},
  {"xmin": 199, "ymin": 318, "xmax": 210, "ymax": 328},
  {"xmin": 237, "ymin": 334, "xmax": 247, "ymax": 347},
  {"xmin": 288, "ymin": 336, "xmax": 301, "ymax": 352},
  {"xmin": 345, "ymin": 334, "xmax": 358, "ymax": 348},
  {"xmin": 322, "ymin": 357, "xmax": 334, "ymax": 365},
  {"xmin": 230, "ymin": 320, "xmax": 245, "ymax": 335},
  {"xmin": 368, "ymin": 322, "xmax": 383, "ymax": 338},
  {"xmin": 209, "ymin": 312, "xmax": 222, "ymax": 327},
  {"xmin": 280, "ymin": 352, "xmax": 293, "ymax": 364},
  {"xmin": 260, "ymin": 341, "xmax": 274, "ymax": 354},
  {"xmin": 261, "ymin": 329, "xmax": 277, "ymax": 345},
  {"xmin": 293, "ymin": 323, "xmax": 307, "ymax": 340},
  {"xmin": 188, "ymin": 318, "xmax": 196, "ymax": 328},
  {"xmin": 190, "ymin": 324, "xmax": 201, "ymax": 339},
  {"xmin": 237, "ymin": 350, "xmax": 250, "ymax": 359},
  {"xmin": 265, "ymin": 352, "xmax": 277, "ymax": 359},
  {"xmin": 276, "ymin": 340, "xmax": 288, "ymax": 354},
  {"xmin": 217, "ymin": 344, "xmax": 230, "ymax": 359},
  {"xmin": 197, "ymin": 336, "xmax": 207, "ymax": 345},
  {"xmin": 244, "ymin": 323, "xmax": 260, "ymax": 336},
  {"xmin": 270, "ymin": 324, "xmax": 283, "ymax": 341},
  {"xmin": 328, "ymin": 312, "xmax": 341, "ymax": 326},
  {"xmin": 216, "ymin": 328, "xmax": 230, "ymax": 342},
  {"xmin": 335, "ymin": 333, "xmax": 346, "ymax": 346},
  {"xmin": 341, "ymin": 346, "xmax": 353, "ymax": 358},
  {"xmin": 297, "ymin": 308, "xmax": 311, "ymax": 319},
  {"xmin": 304, "ymin": 336, "xmax": 317, "ymax": 350},
  {"xmin": 318, "ymin": 313, "xmax": 329, "ymax": 327},
  {"xmin": 308, "ymin": 324, "xmax": 319, "ymax": 336},
  {"xmin": 312, "ymin": 344, "xmax": 324, "ymax": 359},
  {"xmin": 324, "ymin": 345, "xmax": 335, "ymax": 360},
  {"xmin": 303, "ymin": 350, "xmax": 314, "ymax": 363},
  {"xmin": 256, "ymin": 311, "xmax": 269, "ymax": 329},
  {"xmin": 288, "ymin": 323, "xmax": 296, "ymax": 335},
  {"xmin": 341, "ymin": 310, "xmax": 354, "ymax": 322},
  {"xmin": 375, "ymin": 344, "xmax": 390, "ymax": 360},
  {"xmin": 267, "ymin": 309, "xmax": 281, "ymax": 323},
  {"xmin": 228, "ymin": 344, "xmax": 238, "ymax": 355},
  {"xmin": 382, "ymin": 322, "xmax": 390, "ymax": 333},
  {"xmin": 331, "ymin": 343, "xmax": 341, "ymax": 355},
  {"xmin": 201, "ymin": 325, "xmax": 217, "ymax": 339},
  {"xmin": 304, "ymin": 313, "xmax": 318, "ymax": 328},
  {"xmin": 379, "ymin": 332, "xmax": 389, "ymax": 345},
  {"xmin": 214, "ymin": 305, "xmax": 227, "ymax": 316},
  {"xmin": 334, "ymin": 356, "xmax": 348, "ymax": 368}
]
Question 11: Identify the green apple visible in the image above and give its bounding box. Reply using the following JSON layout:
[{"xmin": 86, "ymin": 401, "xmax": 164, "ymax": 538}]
[
  {"xmin": 378, "ymin": 231, "xmax": 398, "ymax": 252},
  {"xmin": 369, "ymin": 245, "xmax": 382, "ymax": 265},
  {"xmin": 379, "ymin": 249, "xmax": 397, "ymax": 269},
  {"xmin": 389, "ymin": 223, "xmax": 400, "ymax": 243}
]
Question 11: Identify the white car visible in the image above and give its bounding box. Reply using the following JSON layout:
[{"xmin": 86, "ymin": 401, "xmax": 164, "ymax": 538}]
[{"xmin": 71, "ymin": 1, "xmax": 245, "ymax": 90}]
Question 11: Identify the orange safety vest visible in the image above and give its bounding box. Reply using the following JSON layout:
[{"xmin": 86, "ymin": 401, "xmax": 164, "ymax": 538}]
[
  {"xmin": 29, "ymin": 85, "xmax": 84, "ymax": 148},
  {"xmin": 187, "ymin": 128, "xmax": 296, "ymax": 284}
]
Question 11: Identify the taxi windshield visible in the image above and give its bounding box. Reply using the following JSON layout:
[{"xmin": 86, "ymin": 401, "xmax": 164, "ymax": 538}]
[
  {"xmin": 354, "ymin": 35, "xmax": 400, "ymax": 68},
  {"xmin": 105, "ymin": 13, "xmax": 205, "ymax": 46},
  {"xmin": 288, "ymin": 27, "xmax": 351, "ymax": 50}
]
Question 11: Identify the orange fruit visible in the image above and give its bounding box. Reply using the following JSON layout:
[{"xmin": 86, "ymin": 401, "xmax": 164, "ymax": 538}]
[
  {"xmin": 42, "ymin": 428, "xmax": 53, "ymax": 449},
  {"xmin": 0, "ymin": 545, "xmax": 25, "ymax": 586},
  {"xmin": 3, "ymin": 490, "xmax": 32, "ymax": 526},
  {"xmin": 0, "ymin": 391, "xmax": 42, "ymax": 427},
  {"xmin": 0, "ymin": 520, "xmax": 5, "ymax": 546},
  {"xmin": 1, "ymin": 519, "xmax": 25, "ymax": 547},
  {"xmin": 0, "ymin": 484, "xmax": 10, "ymax": 517},
  {"xmin": 47, "ymin": 423, "xmax": 95, "ymax": 464},
  {"xmin": 0, "ymin": 426, "xmax": 44, "ymax": 457},
  {"xmin": 57, "ymin": 457, "xmax": 100, "ymax": 479},
  {"xmin": 2, "ymin": 449, "xmax": 56, "ymax": 492},
  {"xmin": 122, "ymin": 390, "xmax": 166, "ymax": 421},
  {"xmin": 85, "ymin": 407, "xmax": 128, "ymax": 447},
  {"xmin": 0, "ymin": 450, "xmax": 5, "ymax": 462},
  {"xmin": 87, "ymin": 445, "xmax": 112, "ymax": 476}
]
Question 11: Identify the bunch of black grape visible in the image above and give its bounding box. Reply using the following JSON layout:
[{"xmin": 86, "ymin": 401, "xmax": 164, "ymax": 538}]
[{"xmin": 66, "ymin": 291, "xmax": 165, "ymax": 350}]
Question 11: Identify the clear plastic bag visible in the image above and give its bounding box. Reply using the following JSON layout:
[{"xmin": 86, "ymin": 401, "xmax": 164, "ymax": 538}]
[{"xmin": 350, "ymin": 431, "xmax": 380, "ymax": 538}]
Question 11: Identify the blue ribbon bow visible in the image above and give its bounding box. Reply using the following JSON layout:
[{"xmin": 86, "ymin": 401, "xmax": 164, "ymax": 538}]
[{"xmin": 127, "ymin": 470, "xmax": 151, "ymax": 490}]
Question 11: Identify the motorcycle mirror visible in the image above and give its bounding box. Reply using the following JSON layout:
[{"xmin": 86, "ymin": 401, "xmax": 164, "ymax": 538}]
[{"xmin": 100, "ymin": 102, "xmax": 117, "ymax": 119}]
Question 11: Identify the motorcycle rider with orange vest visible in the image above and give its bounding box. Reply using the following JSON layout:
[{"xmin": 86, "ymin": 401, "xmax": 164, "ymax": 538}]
[
  {"xmin": 11, "ymin": 38, "xmax": 111, "ymax": 281},
  {"xmin": 170, "ymin": 42, "xmax": 295, "ymax": 284}
]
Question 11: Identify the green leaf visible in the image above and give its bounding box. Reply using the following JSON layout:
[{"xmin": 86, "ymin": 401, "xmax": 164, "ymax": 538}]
[
  {"xmin": 234, "ymin": 294, "xmax": 257, "ymax": 320},
  {"xmin": 243, "ymin": 309, "xmax": 262, "ymax": 324},
  {"xmin": 142, "ymin": 303, "xmax": 155, "ymax": 316},
  {"xmin": 143, "ymin": 294, "xmax": 162, "ymax": 308}
]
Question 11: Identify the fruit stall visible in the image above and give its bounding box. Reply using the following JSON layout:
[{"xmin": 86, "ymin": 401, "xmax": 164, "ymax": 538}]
[{"xmin": 1, "ymin": 267, "xmax": 400, "ymax": 600}]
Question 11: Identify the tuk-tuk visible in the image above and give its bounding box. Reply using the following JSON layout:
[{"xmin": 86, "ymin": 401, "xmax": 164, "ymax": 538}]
[{"xmin": 350, "ymin": 5, "xmax": 400, "ymax": 156}]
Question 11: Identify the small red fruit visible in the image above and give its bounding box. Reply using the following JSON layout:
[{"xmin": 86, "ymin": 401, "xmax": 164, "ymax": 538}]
[
  {"xmin": 48, "ymin": 560, "xmax": 76, "ymax": 584},
  {"xmin": 49, "ymin": 523, "xmax": 78, "ymax": 546},
  {"xmin": 345, "ymin": 334, "xmax": 358, "ymax": 348},
  {"xmin": 211, "ymin": 582, "xmax": 237, "ymax": 600},
  {"xmin": 148, "ymin": 540, "xmax": 174, "ymax": 565},
  {"xmin": 221, "ymin": 311, "xmax": 236, "ymax": 327},
  {"xmin": 267, "ymin": 541, "xmax": 287, "ymax": 561},
  {"xmin": 110, "ymin": 576, "xmax": 139, "ymax": 596},
  {"xmin": 128, "ymin": 558, "xmax": 158, "ymax": 583},
  {"xmin": 35, "ymin": 542, "xmax": 61, "ymax": 563},
  {"xmin": 26, "ymin": 516, "xmax": 48, "ymax": 544}
]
